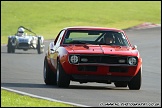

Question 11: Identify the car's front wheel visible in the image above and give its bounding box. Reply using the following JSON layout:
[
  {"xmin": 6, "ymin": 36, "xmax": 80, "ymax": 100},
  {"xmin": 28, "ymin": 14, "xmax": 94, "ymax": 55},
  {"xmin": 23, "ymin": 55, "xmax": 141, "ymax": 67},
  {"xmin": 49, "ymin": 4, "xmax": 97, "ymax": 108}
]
[
  {"xmin": 11, "ymin": 46, "xmax": 15, "ymax": 53},
  {"xmin": 37, "ymin": 37, "xmax": 44, "ymax": 54},
  {"xmin": 43, "ymin": 57, "xmax": 57, "ymax": 85},
  {"xmin": 128, "ymin": 68, "xmax": 142, "ymax": 90},
  {"xmin": 7, "ymin": 38, "xmax": 12, "ymax": 53},
  {"xmin": 7, "ymin": 37, "xmax": 15, "ymax": 53},
  {"xmin": 57, "ymin": 60, "xmax": 70, "ymax": 88},
  {"xmin": 37, "ymin": 38, "xmax": 41, "ymax": 54}
]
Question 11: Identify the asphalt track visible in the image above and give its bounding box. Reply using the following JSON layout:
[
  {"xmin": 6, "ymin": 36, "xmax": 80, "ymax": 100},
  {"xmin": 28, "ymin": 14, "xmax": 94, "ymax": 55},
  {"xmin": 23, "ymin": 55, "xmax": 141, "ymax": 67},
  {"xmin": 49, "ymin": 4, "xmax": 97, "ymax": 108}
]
[{"xmin": 1, "ymin": 27, "xmax": 161, "ymax": 107}]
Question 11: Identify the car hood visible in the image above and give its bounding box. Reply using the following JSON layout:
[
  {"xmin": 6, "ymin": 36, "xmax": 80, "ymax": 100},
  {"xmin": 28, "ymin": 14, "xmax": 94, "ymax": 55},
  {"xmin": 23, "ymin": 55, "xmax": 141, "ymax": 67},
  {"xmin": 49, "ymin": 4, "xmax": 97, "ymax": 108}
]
[
  {"xmin": 17, "ymin": 36, "xmax": 33, "ymax": 40},
  {"xmin": 17, "ymin": 36, "xmax": 33, "ymax": 42},
  {"xmin": 64, "ymin": 44, "xmax": 138, "ymax": 56}
]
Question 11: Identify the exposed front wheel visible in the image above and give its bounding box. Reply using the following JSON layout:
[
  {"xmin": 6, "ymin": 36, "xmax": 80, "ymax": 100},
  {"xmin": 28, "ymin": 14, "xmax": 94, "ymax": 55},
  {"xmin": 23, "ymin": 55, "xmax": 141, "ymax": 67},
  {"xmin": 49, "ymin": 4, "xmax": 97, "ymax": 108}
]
[
  {"xmin": 7, "ymin": 37, "xmax": 15, "ymax": 53},
  {"xmin": 37, "ymin": 37, "xmax": 44, "ymax": 54},
  {"xmin": 57, "ymin": 60, "xmax": 70, "ymax": 88},
  {"xmin": 7, "ymin": 38, "xmax": 12, "ymax": 53},
  {"xmin": 128, "ymin": 68, "xmax": 142, "ymax": 90},
  {"xmin": 37, "ymin": 38, "xmax": 41, "ymax": 54},
  {"xmin": 11, "ymin": 46, "xmax": 15, "ymax": 53}
]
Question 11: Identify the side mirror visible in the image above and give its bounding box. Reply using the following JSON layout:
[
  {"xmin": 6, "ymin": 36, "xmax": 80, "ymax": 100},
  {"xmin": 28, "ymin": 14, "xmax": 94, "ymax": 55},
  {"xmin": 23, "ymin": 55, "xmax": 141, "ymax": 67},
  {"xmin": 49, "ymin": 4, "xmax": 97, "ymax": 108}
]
[
  {"xmin": 132, "ymin": 45, "xmax": 137, "ymax": 49},
  {"xmin": 49, "ymin": 42, "xmax": 55, "ymax": 54},
  {"xmin": 50, "ymin": 49, "xmax": 55, "ymax": 54}
]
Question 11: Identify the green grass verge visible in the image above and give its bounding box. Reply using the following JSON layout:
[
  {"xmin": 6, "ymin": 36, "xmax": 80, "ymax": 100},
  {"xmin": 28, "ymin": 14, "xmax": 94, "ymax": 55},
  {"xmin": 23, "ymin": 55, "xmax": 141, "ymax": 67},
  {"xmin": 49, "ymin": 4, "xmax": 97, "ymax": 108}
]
[
  {"xmin": 1, "ymin": 1, "xmax": 161, "ymax": 44},
  {"xmin": 1, "ymin": 89, "xmax": 76, "ymax": 107}
]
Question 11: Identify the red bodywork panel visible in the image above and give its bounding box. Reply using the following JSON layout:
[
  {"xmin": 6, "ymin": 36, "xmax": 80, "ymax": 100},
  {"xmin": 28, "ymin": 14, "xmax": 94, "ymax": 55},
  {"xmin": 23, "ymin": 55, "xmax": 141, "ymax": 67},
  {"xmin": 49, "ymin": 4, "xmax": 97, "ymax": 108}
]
[
  {"xmin": 62, "ymin": 45, "xmax": 141, "ymax": 76},
  {"xmin": 46, "ymin": 27, "xmax": 142, "ymax": 79}
]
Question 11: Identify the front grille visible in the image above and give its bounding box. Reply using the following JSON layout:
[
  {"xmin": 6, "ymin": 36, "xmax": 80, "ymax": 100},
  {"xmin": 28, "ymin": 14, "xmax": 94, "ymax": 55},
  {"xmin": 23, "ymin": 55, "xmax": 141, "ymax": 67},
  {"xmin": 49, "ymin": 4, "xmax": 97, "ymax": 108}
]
[
  {"xmin": 79, "ymin": 55, "xmax": 128, "ymax": 65},
  {"xmin": 101, "ymin": 56, "xmax": 127, "ymax": 64},
  {"xmin": 18, "ymin": 43, "xmax": 29, "ymax": 47}
]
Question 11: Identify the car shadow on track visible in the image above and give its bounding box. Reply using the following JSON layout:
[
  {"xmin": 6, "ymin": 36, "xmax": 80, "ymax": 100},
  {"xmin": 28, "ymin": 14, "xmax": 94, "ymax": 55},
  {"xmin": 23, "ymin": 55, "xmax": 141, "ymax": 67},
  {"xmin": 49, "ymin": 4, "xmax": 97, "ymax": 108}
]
[
  {"xmin": 1, "ymin": 82, "xmax": 129, "ymax": 90},
  {"xmin": 1, "ymin": 82, "xmax": 54, "ymax": 88},
  {"xmin": 68, "ymin": 85, "xmax": 129, "ymax": 90}
]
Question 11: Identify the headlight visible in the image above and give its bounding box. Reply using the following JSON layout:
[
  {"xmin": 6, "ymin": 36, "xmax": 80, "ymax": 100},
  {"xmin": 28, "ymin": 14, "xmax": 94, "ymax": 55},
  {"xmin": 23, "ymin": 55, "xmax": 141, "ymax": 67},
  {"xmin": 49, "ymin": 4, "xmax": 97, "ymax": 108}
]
[
  {"xmin": 69, "ymin": 55, "xmax": 79, "ymax": 64},
  {"xmin": 128, "ymin": 57, "xmax": 137, "ymax": 65}
]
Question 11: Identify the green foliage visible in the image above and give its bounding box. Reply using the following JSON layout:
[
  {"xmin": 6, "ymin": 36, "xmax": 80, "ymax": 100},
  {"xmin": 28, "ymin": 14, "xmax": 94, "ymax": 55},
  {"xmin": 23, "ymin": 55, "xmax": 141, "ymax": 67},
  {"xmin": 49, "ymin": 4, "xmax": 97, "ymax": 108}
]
[
  {"xmin": 1, "ymin": 1, "xmax": 161, "ymax": 44},
  {"xmin": 1, "ymin": 89, "xmax": 75, "ymax": 107}
]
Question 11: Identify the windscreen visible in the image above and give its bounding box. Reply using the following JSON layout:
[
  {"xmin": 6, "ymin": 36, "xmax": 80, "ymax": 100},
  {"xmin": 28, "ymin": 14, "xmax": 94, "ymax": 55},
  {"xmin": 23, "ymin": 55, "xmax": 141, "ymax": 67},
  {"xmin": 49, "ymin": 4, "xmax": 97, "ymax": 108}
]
[{"xmin": 63, "ymin": 30, "xmax": 130, "ymax": 46}]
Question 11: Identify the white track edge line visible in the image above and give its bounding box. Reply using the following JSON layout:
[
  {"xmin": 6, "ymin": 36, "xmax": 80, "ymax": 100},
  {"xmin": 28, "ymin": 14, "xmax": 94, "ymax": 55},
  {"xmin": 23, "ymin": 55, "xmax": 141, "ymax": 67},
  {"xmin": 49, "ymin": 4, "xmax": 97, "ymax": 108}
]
[{"xmin": 1, "ymin": 87, "xmax": 90, "ymax": 107}]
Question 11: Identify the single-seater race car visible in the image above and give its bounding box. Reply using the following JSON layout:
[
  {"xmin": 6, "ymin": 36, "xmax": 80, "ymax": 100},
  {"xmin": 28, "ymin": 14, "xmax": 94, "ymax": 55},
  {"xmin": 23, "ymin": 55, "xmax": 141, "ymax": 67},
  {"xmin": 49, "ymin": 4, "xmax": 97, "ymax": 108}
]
[{"xmin": 7, "ymin": 26, "xmax": 45, "ymax": 54}]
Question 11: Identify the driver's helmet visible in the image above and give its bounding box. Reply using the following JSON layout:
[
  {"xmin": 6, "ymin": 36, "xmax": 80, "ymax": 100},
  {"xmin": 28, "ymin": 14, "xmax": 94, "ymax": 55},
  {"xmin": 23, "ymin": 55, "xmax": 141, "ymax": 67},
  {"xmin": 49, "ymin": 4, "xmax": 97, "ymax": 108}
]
[
  {"xmin": 104, "ymin": 33, "xmax": 114, "ymax": 44},
  {"xmin": 17, "ymin": 27, "xmax": 25, "ymax": 36}
]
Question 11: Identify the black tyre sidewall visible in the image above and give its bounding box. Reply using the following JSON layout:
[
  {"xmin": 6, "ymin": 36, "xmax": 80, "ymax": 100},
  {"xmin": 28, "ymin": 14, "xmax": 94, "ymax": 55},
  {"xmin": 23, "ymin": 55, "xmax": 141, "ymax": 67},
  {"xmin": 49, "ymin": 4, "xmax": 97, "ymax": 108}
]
[
  {"xmin": 37, "ymin": 38, "xmax": 41, "ymax": 54},
  {"xmin": 11, "ymin": 45, "xmax": 15, "ymax": 53},
  {"xmin": 57, "ymin": 61, "xmax": 70, "ymax": 88},
  {"xmin": 44, "ymin": 57, "xmax": 57, "ymax": 85},
  {"xmin": 7, "ymin": 38, "xmax": 12, "ymax": 53},
  {"xmin": 128, "ymin": 68, "xmax": 141, "ymax": 90}
]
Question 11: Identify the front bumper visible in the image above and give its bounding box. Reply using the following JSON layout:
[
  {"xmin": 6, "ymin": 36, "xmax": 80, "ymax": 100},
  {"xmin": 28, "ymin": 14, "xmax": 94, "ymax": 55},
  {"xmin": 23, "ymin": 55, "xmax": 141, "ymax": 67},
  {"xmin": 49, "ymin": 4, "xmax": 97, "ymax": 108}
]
[{"xmin": 71, "ymin": 74, "xmax": 133, "ymax": 83}]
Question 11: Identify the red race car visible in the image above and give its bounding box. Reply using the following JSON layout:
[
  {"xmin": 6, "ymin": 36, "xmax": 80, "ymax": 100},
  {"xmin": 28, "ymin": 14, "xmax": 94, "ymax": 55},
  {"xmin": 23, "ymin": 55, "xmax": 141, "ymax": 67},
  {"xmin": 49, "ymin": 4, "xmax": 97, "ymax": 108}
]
[{"xmin": 43, "ymin": 26, "xmax": 142, "ymax": 90}]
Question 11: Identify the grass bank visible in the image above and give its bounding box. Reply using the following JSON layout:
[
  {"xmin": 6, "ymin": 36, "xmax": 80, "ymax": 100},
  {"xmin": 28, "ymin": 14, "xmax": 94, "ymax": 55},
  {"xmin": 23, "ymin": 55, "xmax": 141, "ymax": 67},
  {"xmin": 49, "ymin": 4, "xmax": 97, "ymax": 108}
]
[{"xmin": 1, "ymin": 89, "xmax": 75, "ymax": 107}]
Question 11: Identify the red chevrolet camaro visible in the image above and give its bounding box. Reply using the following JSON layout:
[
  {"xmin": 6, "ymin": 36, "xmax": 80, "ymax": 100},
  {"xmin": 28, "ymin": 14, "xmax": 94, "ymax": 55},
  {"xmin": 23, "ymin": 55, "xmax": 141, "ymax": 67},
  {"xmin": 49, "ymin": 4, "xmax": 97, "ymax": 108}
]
[{"xmin": 43, "ymin": 26, "xmax": 142, "ymax": 90}]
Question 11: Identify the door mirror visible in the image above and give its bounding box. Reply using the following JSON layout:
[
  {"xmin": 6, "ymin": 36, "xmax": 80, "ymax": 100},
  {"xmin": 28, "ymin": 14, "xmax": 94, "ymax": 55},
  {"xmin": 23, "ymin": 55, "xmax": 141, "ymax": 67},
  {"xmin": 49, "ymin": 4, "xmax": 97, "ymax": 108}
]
[
  {"xmin": 50, "ymin": 49, "xmax": 55, "ymax": 54},
  {"xmin": 132, "ymin": 45, "xmax": 137, "ymax": 49},
  {"xmin": 49, "ymin": 42, "xmax": 55, "ymax": 54}
]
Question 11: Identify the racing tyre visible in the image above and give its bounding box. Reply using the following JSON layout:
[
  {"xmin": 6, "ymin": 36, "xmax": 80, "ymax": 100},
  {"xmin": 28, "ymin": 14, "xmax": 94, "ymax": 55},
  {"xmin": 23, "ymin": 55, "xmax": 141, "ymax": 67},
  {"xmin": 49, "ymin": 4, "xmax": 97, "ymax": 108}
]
[
  {"xmin": 43, "ymin": 57, "xmax": 57, "ymax": 85},
  {"xmin": 128, "ymin": 68, "xmax": 142, "ymax": 90},
  {"xmin": 11, "ymin": 38, "xmax": 16, "ymax": 53},
  {"xmin": 57, "ymin": 60, "xmax": 70, "ymax": 88},
  {"xmin": 37, "ymin": 37, "xmax": 42, "ymax": 54},
  {"xmin": 7, "ymin": 38, "xmax": 12, "ymax": 53},
  {"xmin": 23, "ymin": 49, "xmax": 28, "ymax": 51},
  {"xmin": 11, "ymin": 46, "xmax": 15, "ymax": 53},
  {"xmin": 114, "ymin": 82, "xmax": 128, "ymax": 87}
]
